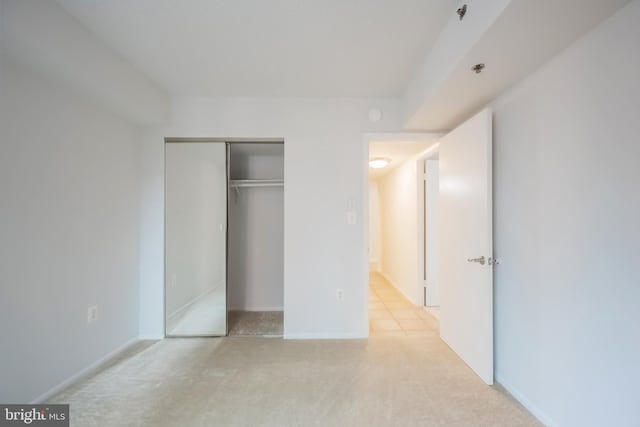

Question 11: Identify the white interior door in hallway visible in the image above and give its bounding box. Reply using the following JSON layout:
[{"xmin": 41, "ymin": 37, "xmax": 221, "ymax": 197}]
[{"xmin": 439, "ymin": 108, "xmax": 494, "ymax": 385}]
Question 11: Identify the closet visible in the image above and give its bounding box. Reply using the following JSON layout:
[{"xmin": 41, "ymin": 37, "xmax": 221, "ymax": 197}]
[
  {"xmin": 227, "ymin": 143, "xmax": 284, "ymax": 336},
  {"xmin": 164, "ymin": 140, "xmax": 284, "ymax": 337}
]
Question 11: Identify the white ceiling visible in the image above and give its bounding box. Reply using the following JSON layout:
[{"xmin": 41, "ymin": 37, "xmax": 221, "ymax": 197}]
[
  {"xmin": 404, "ymin": 0, "xmax": 630, "ymax": 130},
  {"xmin": 369, "ymin": 141, "xmax": 436, "ymax": 180},
  {"xmin": 56, "ymin": 0, "xmax": 453, "ymax": 97}
]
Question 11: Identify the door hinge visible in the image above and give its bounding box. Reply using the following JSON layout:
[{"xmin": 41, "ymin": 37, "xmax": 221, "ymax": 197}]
[{"xmin": 423, "ymin": 285, "xmax": 427, "ymax": 306}]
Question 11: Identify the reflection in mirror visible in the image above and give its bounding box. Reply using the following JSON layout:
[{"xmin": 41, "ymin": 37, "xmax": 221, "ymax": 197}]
[{"xmin": 165, "ymin": 142, "xmax": 227, "ymax": 336}]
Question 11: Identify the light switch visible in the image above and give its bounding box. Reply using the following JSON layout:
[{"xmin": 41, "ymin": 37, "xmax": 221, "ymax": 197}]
[
  {"xmin": 347, "ymin": 197, "xmax": 357, "ymax": 225},
  {"xmin": 347, "ymin": 211, "xmax": 357, "ymax": 225}
]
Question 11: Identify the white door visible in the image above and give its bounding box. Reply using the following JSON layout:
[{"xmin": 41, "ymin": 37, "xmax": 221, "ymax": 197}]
[{"xmin": 439, "ymin": 108, "xmax": 493, "ymax": 384}]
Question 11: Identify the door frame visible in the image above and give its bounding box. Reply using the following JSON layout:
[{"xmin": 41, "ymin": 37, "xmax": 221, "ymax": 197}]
[
  {"xmin": 361, "ymin": 132, "xmax": 442, "ymax": 334},
  {"xmin": 421, "ymin": 156, "xmax": 441, "ymax": 308}
]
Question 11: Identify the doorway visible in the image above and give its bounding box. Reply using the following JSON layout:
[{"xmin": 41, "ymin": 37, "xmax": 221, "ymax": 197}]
[
  {"xmin": 363, "ymin": 109, "xmax": 495, "ymax": 384},
  {"xmin": 364, "ymin": 133, "xmax": 441, "ymax": 336}
]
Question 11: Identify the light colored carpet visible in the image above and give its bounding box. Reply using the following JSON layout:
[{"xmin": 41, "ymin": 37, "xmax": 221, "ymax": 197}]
[
  {"xmin": 50, "ymin": 336, "xmax": 541, "ymax": 427},
  {"xmin": 228, "ymin": 311, "xmax": 283, "ymax": 337}
]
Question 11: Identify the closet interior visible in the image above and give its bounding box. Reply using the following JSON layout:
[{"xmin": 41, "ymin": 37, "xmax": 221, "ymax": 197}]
[{"xmin": 228, "ymin": 142, "xmax": 284, "ymax": 336}]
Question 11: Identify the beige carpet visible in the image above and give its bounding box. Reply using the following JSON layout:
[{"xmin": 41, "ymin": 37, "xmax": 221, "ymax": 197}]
[
  {"xmin": 50, "ymin": 336, "xmax": 541, "ymax": 427},
  {"xmin": 228, "ymin": 310, "xmax": 283, "ymax": 337}
]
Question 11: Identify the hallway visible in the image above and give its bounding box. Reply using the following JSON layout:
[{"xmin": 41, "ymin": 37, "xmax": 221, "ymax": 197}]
[{"xmin": 369, "ymin": 272, "xmax": 438, "ymax": 336}]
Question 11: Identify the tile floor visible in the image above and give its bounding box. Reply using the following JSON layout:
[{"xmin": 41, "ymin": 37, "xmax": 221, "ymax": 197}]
[{"xmin": 369, "ymin": 272, "xmax": 439, "ymax": 336}]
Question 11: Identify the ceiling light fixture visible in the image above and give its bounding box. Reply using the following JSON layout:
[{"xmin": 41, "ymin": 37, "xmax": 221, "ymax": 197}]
[{"xmin": 369, "ymin": 157, "xmax": 391, "ymax": 169}]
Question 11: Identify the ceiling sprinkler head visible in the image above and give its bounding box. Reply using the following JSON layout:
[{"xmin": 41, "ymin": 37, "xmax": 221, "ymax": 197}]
[
  {"xmin": 457, "ymin": 4, "xmax": 467, "ymax": 20},
  {"xmin": 472, "ymin": 63, "xmax": 486, "ymax": 74}
]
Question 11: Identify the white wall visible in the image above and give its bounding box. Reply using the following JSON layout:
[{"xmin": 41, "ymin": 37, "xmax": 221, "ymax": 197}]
[
  {"xmin": 0, "ymin": 0, "xmax": 169, "ymax": 126},
  {"xmin": 138, "ymin": 97, "xmax": 402, "ymax": 339},
  {"xmin": 0, "ymin": 59, "xmax": 142, "ymax": 402},
  {"xmin": 368, "ymin": 181, "xmax": 382, "ymax": 269},
  {"xmin": 228, "ymin": 148, "xmax": 284, "ymax": 311},
  {"xmin": 492, "ymin": 2, "xmax": 640, "ymax": 425},
  {"xmin": 377, "ymin": 160, "xmax": 421, "ymax": 304}
]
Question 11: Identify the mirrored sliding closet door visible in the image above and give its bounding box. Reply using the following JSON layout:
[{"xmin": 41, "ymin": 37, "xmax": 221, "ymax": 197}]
[{"xmin": 165, "ymin": 142, "xmax": 228, "ymax": 336}]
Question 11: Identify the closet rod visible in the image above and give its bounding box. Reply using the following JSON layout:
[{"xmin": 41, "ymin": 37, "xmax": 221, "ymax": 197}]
[{"xmin": 229, "ymin": 179, "xmax": 284, "ymax": 188}]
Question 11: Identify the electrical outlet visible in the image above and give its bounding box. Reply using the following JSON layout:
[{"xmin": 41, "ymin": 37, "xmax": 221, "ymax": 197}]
[
  {"xmin": 87, "ymin": 305, "xmax": 98, "ymax": 323},
  {"xmin": 336, "ymin": 288, "xmax": 344, "ymax": 302}
]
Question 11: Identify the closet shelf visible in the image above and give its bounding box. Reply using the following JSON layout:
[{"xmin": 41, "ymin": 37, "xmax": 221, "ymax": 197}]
[{"xmin": 229, "ymin": 179, "xmax": 284, "ymax": 188}]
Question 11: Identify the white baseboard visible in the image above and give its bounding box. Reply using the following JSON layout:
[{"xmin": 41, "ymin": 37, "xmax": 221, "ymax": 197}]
[
  {"xmin": 284, "ymin": 332, "xmax": 366, "ymax": 340},
  {"xmin": 378, "ymin": 270, "xmax": 392, "ymax": 284},
  {"xmin": 495, "ymin": 373, "xmax": 557, "ymax": 427},
  {"xmin": 138, "ymin": 334, "xmax": 164, "ymax": 340},
  {"xmin": 227, "ymin": 306, "xmax": 284, "ymax": 312},
  {"xmin": 423, "ymin": 306, "xmax": 440, "ymax": 320},
  {"xmin": 32, "ymin": 337, "xmax": 139, "ymax": 404},
  {"xmin": 378, "ymin": 270, "xmax": 420, "ymax": 306}
]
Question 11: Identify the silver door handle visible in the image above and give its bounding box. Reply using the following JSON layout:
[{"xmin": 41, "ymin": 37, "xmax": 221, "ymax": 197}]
[{"xmin": 467, "ymin": 256, "xmax": 486, "ymax": 265}]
